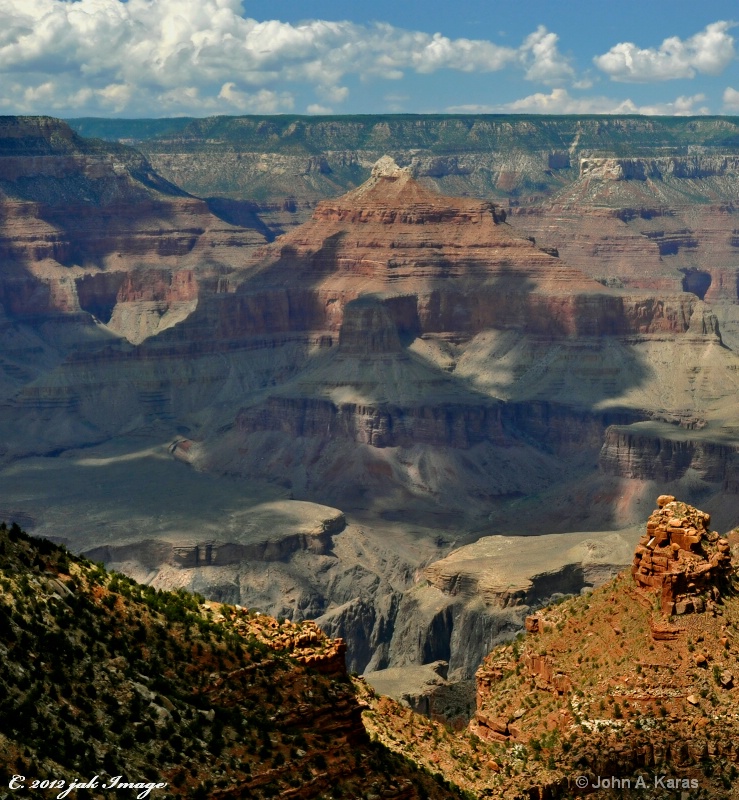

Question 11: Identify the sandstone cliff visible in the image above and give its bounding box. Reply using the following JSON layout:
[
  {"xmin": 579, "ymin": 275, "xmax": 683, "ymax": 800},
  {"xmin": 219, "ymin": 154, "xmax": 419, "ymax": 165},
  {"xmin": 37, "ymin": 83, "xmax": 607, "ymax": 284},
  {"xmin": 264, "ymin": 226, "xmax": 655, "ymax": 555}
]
[
  {"xmin": 0, "ymin": 116, "xmax": 266, "ymax": 345},
  {"xmin": 0, "ymin": 117, "xmax": 272, "ymax": 460},
  {"xmin": 178, "ymin": 158, "xmax": 735, "ymax": 527},
  {"xmin": 77, "ymin": 112, "xmax": 739, "ymax": 359},
  {"xmin": 4, "ymin": 121, "xmax": 738, "ymax": 531},
  {"xmin": 68, "ymin": 114, "xmax": 739, "ymax": 233},
  {"xmin": 66, "ymin": 116, "xmax": 739, "ymax": 349},
  {"xmin": 507, "ymin": 153, "xmax": 739, "ymax": 363}
]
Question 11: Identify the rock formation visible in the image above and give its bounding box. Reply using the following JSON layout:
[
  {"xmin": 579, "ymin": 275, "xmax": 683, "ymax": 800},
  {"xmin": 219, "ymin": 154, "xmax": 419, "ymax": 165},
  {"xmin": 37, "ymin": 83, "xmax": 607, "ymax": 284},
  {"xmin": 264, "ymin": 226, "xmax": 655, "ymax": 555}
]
[
  {"xmin": 460, "ymin": 499, "xmax": 739, "ymax": 797},
  {"xmin": 3, "ymin": 120, "xmax": 737, "ymax": 528},
  {"xmin": 0, "ymin": 116, "xmax": 268, "ymax": 349},
  {"xmin": 178, "ymin": 155, "xmax": 735, "ymax": 529},
  {"xmin": 508, "ymin": 153, "xmax": 739, "ymax": 353},
  {"xmin": 60, "ymin": 114, "xmax": 739, "ymax": 524},
  {"xmin": 70, "ymin": 114, "xmax": 739, "ymax": 230},
  {"xmin": 72, "ymin": 114, "xmax": 739, "ymax": 354},
  {"xmin": 355, "ymin": 502, "xmax": 739, "ymax": 800},
  {"xmin": 632, "ymin": 494, "xmax": 733, "ymax": 614}
]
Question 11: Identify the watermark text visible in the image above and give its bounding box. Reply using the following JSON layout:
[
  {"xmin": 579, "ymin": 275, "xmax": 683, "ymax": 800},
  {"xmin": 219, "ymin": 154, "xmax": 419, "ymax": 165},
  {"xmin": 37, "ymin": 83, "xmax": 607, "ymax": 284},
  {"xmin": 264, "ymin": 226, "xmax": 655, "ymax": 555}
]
[
  {"xmin": 8, "ymin": 775, "xmax": 168, "ymax": 799},
  {"xmin": 575, "ymin": 774, "xmax": 699, "ymax": 791}
]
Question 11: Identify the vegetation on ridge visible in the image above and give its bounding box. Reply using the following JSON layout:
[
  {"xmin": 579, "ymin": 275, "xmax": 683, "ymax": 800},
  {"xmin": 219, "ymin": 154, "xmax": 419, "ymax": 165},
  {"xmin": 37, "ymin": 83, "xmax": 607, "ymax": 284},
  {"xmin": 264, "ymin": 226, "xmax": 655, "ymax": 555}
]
[
  {"xmin": 64, "ymin": 113, "xmax": 739, "ymax": 210},
  {"xmin": 68, "ymin": 114, "xmax": 739, "ymax": 155},
  {"xmin": 357, "ymin": 501, "xmax": 739, "ymax": 799},
  {"xmin": 0, "ymin": 521, "xmax": 466, "ymax": 799}
]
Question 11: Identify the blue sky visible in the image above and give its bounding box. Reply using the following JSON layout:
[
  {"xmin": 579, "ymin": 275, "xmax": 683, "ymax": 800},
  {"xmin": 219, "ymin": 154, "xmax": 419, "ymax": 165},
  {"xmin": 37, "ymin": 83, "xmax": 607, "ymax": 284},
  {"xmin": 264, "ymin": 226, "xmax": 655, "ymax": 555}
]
[{"xmin": 1, "ymin": 0, "xmax": 738, "ymax": 117}]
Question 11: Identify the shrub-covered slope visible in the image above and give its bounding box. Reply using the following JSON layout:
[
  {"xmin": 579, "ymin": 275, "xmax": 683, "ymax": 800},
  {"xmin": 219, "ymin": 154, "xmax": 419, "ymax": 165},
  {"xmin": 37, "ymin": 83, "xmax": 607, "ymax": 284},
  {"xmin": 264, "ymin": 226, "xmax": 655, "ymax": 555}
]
[{"xmin": 0, "ymin": 522, "xmax": 466, "ymax": 799}]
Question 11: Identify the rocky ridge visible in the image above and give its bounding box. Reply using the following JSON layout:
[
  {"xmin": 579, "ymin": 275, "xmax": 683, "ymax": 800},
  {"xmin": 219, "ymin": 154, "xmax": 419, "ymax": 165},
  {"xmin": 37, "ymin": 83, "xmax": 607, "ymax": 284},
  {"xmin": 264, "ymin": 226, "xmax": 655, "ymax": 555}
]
[
  {"xmin": 179, "ymin": 156, "xmax": 732, "ymax": 527},
  {"xmin": 352, "ymin": 499, "xmax": 739, "ymax": 800},
  {"xmin": 3, "ymin": 120, "xmax": 737, "ymax": 524},
  {"xmin": 0, "ymin": 117, "xmax": 267, "ymax": 342},
  {"xmin": 508, "ymin": 151, "xmax": 739, "ymax": 371},
  {"xmin": 465, "ymin": 497, "xmax": 739, "ymax": 797},
  {"xmin": 632, "ymin": 494, "xmax": 734, "ymax": 614},
  {"xmin": 55, "ymin": 115, "xmax": 739, "ymax": 535},
  {"xmin": 67, "ymin": 115, "xmax": 739, "ymax": 234},
  {"xmin": 0, "ymin": 522, "xmax": 467, "ymax": 800}
]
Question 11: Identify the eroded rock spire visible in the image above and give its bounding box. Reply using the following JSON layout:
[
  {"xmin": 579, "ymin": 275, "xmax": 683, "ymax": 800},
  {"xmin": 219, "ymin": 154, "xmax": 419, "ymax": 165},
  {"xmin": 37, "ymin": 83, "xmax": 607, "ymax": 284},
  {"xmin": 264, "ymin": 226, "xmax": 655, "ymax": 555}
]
[{"xmin": 632, "ymin": 495, "xmax": 734, "ymax": 614}]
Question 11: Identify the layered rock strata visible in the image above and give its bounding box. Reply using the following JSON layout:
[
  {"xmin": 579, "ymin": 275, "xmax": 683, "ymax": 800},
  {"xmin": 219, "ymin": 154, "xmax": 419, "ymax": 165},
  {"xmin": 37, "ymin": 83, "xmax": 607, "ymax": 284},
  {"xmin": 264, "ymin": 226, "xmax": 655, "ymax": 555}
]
[
  {"xmin": 184, "ymin": 157, "xmax": 735, "ymax": 524},
  {"xmin": 70, "ymin": 115, "xmax": 739, "ymax": 231},
  {"xmin": 3, "ymin": 129, "xmax": 735, "ymax": 524},
  {"xmin": 5, "ymin": 120, "xmax": 739, "ymax": 694},
  {"xmin": 0, "ymin": 116, "xmax": 266, "ymax": 343},
  {"xmin": 0, "ymin": 523, "xmax": 463, "ymax": 800},
  {"xmin": 632, "ymin": 494, "xmax": 733, "ymax": 613},
  {"xmin": 600, "ymin": 422, "xmax": 739, "ymax": 486},
  {"xmin": 507, "ymin": 154, "xmax": 739, "ymax": 359}
]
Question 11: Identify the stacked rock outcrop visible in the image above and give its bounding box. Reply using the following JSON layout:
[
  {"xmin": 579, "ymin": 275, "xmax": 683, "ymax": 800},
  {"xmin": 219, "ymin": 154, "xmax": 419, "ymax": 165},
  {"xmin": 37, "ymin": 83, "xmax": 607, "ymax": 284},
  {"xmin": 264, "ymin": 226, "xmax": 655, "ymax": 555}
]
[
  {"xmin": 217, "ymin": 605, "xmax": 349, "ymax": 676},
  {"xmin": 632, "ymin": 495, "xmax": 734, "ymax": 614}
]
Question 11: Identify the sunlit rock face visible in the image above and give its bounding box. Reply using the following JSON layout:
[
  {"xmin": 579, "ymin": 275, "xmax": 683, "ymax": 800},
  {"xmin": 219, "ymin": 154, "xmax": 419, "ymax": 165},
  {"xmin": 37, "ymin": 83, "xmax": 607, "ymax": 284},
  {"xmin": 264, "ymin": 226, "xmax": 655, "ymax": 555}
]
[
  {"xmin": 631, "ymin": 495, "xmax": 733, "ymax": 615},
  {"xmin": 0, "ymin": 115, "xmax": 271, "ymax": 457},
  {"xmin": 0, "ymin": 116, "xmax": 266, "ymax": 343},
  {"xmin": 1, "ymin": 129, "xmax": 738, "ymax": 530},
  {"xmin": 508, "ymin": 154, "xmax": 739, "ymax": 355}
]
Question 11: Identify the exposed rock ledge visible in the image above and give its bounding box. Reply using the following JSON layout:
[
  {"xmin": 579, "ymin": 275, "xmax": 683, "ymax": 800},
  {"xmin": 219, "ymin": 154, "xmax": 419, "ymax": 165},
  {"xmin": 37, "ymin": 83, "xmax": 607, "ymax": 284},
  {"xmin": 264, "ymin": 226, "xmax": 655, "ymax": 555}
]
[
  {"xmin": 580, "ymin": 155, "xmax": 739, "ymax": 181},
  {"xmin": 364, "ymin": 661, "xmax": 475, "ymax": 729},
  {"xmin": 423, "ymin": 528, "xmax": 639, "ymax": 607},
  {"xmin": 600, "ymin": 421, "xmax": 739, "ymax": 487},
  {"xmin": 83, "ymin": 499, "xmax": 346, "ymax": 571},
  {"xmin": 362, "ymin": 528, "xmax": 641, "ymax": 684}
]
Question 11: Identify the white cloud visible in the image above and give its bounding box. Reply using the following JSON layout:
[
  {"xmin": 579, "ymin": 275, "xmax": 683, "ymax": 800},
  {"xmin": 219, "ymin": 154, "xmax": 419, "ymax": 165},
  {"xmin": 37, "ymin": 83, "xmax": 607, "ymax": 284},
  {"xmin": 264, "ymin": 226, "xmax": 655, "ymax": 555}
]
[
  {"xmin": 0, "ymin": 0, "xmax": 542, "ymax": 115},
  {"xmin": 637, "ymin": 94, "xmax": 709, "ymax": 116},
  {"xmin": 519, "ymin": 26, "xmax": 574, "ymax": 84},
  {"xmin": 449, "ymin": 89, "xmax": 711, "ymax": 116},
  {"xmin": 572, "ymin": 77, "xmax": 595, "ymax": 90},
  {"xmin": 217, "ymin": 84, "xmax": 294, "ymax": 113},
  {"xmin": 316, "ymin": 85, "xmax": 349, "ymax": 104},
  {"xmin": 723, "ymin": 86, "xmax": 739, "ymax": 112},
  {"xmin": 502, "ymin": 88, "xmax": 636, "ymax": 114},
  {"xmin": 3, "ymin": 2, "xmax": 719, "ymax": 117},
  {"xmin": 594, "ymin": 21, "xmax": 736, "ymax": 83},
  {"xmin": 409, "ymin": 31, "xmax": 517, "ymax": 73},
  {"xmin": 96, "ymin": 83, "xmax": 134, "ymax": 113}
]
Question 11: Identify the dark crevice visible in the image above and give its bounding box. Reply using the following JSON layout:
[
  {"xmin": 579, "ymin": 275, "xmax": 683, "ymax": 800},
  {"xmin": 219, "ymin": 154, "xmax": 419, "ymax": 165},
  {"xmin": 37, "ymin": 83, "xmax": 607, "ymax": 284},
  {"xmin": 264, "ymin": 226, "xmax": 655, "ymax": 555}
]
[{"xmin": 681, "ymin": 268, "xmax": 711, "ymax": 300}]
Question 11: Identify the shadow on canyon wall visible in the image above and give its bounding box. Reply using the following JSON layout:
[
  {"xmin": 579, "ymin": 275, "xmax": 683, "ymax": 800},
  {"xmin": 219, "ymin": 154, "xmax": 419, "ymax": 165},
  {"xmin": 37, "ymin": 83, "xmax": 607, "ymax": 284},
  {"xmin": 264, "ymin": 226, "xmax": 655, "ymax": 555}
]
[{"xmin": 148, "ymin": 248, "xmax": 660, "ymax": 532}]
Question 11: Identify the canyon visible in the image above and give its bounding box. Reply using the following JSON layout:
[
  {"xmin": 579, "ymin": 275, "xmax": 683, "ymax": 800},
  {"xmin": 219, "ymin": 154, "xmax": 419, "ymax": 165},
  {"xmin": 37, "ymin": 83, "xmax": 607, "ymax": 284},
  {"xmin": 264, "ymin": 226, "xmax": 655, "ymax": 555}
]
[
  {"xmin": 2, "ymin": 115, "xmax": 739, "ymax": 706},
  {"xmin": 465, "ymin": 497, "xmax": 739, "ymax": 798},
  {"xmin": 6, "ymin": 499, "xmax": 739, "ymax": 799}
]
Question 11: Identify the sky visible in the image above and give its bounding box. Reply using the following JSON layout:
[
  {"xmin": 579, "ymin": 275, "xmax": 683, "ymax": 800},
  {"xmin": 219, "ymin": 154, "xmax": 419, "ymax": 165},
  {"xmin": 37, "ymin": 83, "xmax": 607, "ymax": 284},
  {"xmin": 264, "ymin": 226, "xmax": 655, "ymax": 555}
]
[{"xmin": 0, "ymin": 0, "xmax": 738, "ymax": 118}]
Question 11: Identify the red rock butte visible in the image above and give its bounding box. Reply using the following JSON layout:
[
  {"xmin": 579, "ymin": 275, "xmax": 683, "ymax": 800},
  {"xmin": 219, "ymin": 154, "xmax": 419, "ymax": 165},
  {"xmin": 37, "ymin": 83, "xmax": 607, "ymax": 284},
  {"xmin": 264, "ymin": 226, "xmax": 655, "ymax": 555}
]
[
  {"xmin": 245, "ymin": 155, "xmax": 715, "ymax": 342},
  {"xmin": 632, "ymin": 495, "xmax": 734, "ymax": 614},
  {"xmin": 313, "ymin": 155, "xmax": 509, "ymax": 226}
]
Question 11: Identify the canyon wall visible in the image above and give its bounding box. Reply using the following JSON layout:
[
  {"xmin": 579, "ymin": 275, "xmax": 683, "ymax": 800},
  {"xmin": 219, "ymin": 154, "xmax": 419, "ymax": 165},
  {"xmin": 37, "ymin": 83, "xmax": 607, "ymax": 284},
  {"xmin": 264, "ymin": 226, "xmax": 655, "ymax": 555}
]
[{"xmin": 68, "ymin": 114, "xmax": 739, "ymax": 217}]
